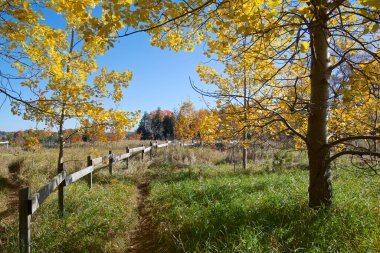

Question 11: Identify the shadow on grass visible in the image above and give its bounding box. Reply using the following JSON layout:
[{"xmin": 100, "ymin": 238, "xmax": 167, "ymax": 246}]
[
  {"xmin": 0, "ymin": 176, "xmax": 15, "ymax": 190},
  {"xmin": 156, "ymin": 195, "xmax": 371, "ymax": 252},
  {"xmin": 149, "ymin": 169, "xmax": 377, "ymax": 252},
  {"xmin": 173, "ymin": 202, "xmax": 333, "ymax": 252},
  {"xmin": 151, "ymin": 164, "xmax": 380, "ymax": 252}
]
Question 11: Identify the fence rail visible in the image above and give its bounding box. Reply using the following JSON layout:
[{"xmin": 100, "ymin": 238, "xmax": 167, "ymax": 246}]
[
  {"xmin": 18, "ymin": 140, "xmax": 196, "ymax": 253},
  {"xmin": 0, "ymin": 141, "xmax": 9, "ymax": 149},
  {"xmin": 30, "ymin": 170, "xmax": 67, "ymax": 215}
]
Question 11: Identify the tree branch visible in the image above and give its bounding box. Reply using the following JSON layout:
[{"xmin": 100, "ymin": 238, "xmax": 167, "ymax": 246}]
[
  {"xmin": 116, "ymin": 0, "xmax": 215, "ymax": 38},
  {"xmin": 328, "ymin": 135, "xmax": 380, "ymax": 147},
  {"xmin": 328, "ymin": 150, "xmax": 380, "ymax": 163}
]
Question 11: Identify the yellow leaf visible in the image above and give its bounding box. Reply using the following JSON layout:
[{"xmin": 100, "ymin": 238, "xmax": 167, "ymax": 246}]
[
  {"xmin": 300, "ymin": 42, "xmax": 309, "ymax": 53},
  {"xmin": 270, "ymin": 9, "xmax": 279, "ymax": 17}
]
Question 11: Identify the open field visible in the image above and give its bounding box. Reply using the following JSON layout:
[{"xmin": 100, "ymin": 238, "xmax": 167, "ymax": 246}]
[
  {"xmin": 0, "ymin": 143, "xmax": 379, "ymax": 252},
  {"xmin": 144, "ymin": 147, "xmax": 380, "ymax": 252}
]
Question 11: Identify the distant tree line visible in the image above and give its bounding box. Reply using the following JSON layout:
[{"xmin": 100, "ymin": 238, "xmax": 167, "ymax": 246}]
[
  {"xmin": 137, "ymin": 108, "xmax": 175, "ymax": 140},
  {"xmin": 3, "ymin": 129, "xmax": 133, "ymax": 149}
]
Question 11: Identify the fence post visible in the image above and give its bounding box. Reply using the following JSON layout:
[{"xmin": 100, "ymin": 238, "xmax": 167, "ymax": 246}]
[
  {"xmin": 233, "ymin": 143, "xmax": 236, "ymax": 172},
  {"xmin": 109, "ymin": 150, "xmax": 113, "ymax": 175},
  {"xmin": 86, "ymin": 156, "xmax": 93, "ymax": 189},
  {"xmin": 58, "ymin": 162, "xmax": 64, "ymax": 216},
  {"xmin": 19, "ymin": 187, "xmax": 31, "ymax": 253},
  {"xmin": 125, "ymin": 146, "xmax": 129, "ymax": 170},
  {"xmin": 141, "ymin": 145, "xmax": 144, "ymax": 161},
  {"xmin": 149, "ymin": 141, "xmax": 153, "ymax": 160},
  {"xmin": 155, "ymin": 141, "xmax": 158, "ymax": 155}
]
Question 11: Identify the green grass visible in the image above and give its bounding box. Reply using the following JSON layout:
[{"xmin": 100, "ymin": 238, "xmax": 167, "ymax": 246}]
[
  {"xmin": 0, "ymin": 142, "xmax": 176, "ymax": 253},
  {"xmin": 1, "ymin": 175, "xmax": 137, "ymax": 253},
  {"xmin": 1, "ymin": 145, "xmax": 379, "ymax": 252},
  {"xmin": 148, "ymin": 165, "xmax": 380, "ymax": 252}
]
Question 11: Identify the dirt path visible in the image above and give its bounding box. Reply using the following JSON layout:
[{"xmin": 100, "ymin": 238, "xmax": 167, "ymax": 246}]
[
  {"xmin": 0, "ymin": 177, "xmax": 22, "ymax": 251},
  {"xmin": 0, "ymin": 190, "xmax": 18, "ymax": 221},
  {"xmin": 128, "ymin": 181, "xmax": 160, "ymax": 253},
  {"xmin": 0, "ymin": 177, "xmax": 22, "ymax": 224}
]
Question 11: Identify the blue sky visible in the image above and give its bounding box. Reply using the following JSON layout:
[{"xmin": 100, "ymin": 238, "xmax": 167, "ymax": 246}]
[
  {"xmin": 98, "ymin": 32, "xmax": 215, "ymax": 114},
  {"xmin": 0, "ymin": 11, "xmax": 218, "ymax": 132}
]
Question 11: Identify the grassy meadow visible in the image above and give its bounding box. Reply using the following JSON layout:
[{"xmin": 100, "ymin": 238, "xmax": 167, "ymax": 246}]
[
  {"xmin": 147, "ymin": 147, "xmax": 379, "ymax": 252},
  {"xmin": 0, "ymin": 141, "xmax": 147, "ymax": 252},
  {"xmin": 0, "ymin": 142, "xmax": 379, "ymax": 252}
]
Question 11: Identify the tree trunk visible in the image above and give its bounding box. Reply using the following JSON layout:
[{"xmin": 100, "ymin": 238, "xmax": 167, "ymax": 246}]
[
  {"xmin": 307, "ymin": 2, "xmax": 332, "ymax": 208},
  {"xmin": 57, "ymin": 28, "xmax": 74, "ymax": 171},
  {"xmin": 242, "ymin": 37, "xmax": 248, "ymax": 170},
  {"xmin": 243, "ymin": 147, "xmax": 247, "ymax": 169},
  {"xmin": 58, "ymin": 123, "xmax": 64, "ymax": 168},
  {"xmin": 57, "ymin": 106, "xmax": 65, "ymax": 215}
]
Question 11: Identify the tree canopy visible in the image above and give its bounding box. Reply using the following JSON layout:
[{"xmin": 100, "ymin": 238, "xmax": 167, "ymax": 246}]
[
  {"xmin": 127, "ymin": 0, "xmax": 380, "ymax": 207},
  {"xmin": 0, "ymin": 0, "xmax": 379, "ymax": 208}
]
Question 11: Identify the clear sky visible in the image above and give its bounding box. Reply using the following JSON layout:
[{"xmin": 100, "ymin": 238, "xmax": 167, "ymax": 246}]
[{"xmin": 0, "ymin": 20, "xmax": 218, "ymax": 132}]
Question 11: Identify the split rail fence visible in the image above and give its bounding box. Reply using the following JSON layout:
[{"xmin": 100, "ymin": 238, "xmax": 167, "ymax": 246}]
[{"xmin": 18, "ymin": 140, "xmax": 196, "ymax": 253}]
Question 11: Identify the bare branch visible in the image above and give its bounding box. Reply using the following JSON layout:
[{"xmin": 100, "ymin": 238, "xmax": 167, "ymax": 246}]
[
  {"xmin": 328, "ymin": 135, "xmax": 380, "ymax": 147},
  {"xmin": 328, "ymin": 150, "xmax": 380, "ymax": 163}
]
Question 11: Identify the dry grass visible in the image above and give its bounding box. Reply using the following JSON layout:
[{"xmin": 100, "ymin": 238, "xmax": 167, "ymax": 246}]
[
  {"xmin": 153, "ymin": 145, "xmax": 228, "ymax": 168},
  {"xmin": 0, "ymin": 140, "xmax": 156, "ymax": 252}
]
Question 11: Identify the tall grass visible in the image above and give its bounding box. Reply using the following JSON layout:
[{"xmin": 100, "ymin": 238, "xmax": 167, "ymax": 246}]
[
  {"xmin": 147, "ymin": 149, "xmax": 380, "ymax": 253},
  {"xmin": 3, "ymin": 179, "xmax": 137, "ymax": 253},
  {"xmin": 1, "ymin": 143, "xmax": 379, "ymax": 252},
  {"xmin": 0, "ymin": 142, "xmax": 146, "ymax": 252}
]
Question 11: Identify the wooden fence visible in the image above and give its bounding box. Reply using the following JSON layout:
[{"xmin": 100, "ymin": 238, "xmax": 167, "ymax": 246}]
[
  {"xmin": 0, "ymin": 141, "xmax": 9, "ymax": 149},
  {"xmin": 18, "ymin": 140, "xmax": 196, "ymax": 253}
]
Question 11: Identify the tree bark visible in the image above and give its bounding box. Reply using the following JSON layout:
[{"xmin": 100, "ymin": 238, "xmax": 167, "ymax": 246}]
[
  {"xmin": 242, "ymin": 37, "xmax": 248, "ymax": 170},
  {"xmin": 57, "ymin": 105, "xmax": 65, "ymax": 216},
  {"xmin": 307, "ymin": 1, "xmax": 332, "ymax": 208},
  {"xmin": 57, "ymin": 105, "xmax": 65, "ymax": 169}
]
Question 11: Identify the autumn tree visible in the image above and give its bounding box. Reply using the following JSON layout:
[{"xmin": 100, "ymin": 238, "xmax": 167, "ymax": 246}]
[
  {"xmin": 175, "ymin": 101, "xmax": 196, "ymax": 141},
  {"xmin": 191, "ymin": 109, "xmax": 220, "ymax": 144},
  {"xmin": 1, "ymin": 1, "xmax": 138, "ymax": 176},
  {"xmin": 175, "ymin": 101, "xmax": 219, "ymax": 143},
  {"xmin": 64, "ymin": 129, "xmax": 83, "ymax": 144},
  {"xmin": 127, "ymin": 132, "xmax": 142, "ymax": 140},
  {"xmin": 196, "ymin": 36, "xmax": 253, "ymax": 169},
  {"xmin": 108, "ymin": 131, "xmax": 126, "ymax": 142},
  {"xmin": 13, "ymin": 131, "xmax": 25, "ymax": 146},
  {"xmin": 127, "ymin": 0, "xmax": 380, "ymax": 207}
]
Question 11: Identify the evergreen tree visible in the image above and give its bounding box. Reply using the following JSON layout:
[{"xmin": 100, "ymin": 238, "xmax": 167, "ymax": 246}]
[
  {"xmin": 163, "ymin": 114, "xmax": 175, "ymax": 140},
  {"xmin": 137, "ymin": 112, "xmax": 152, "ymax": 140},
  {"xmin": 151, "ymin": 107, "xmax": 163, "ymax": 140}
]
